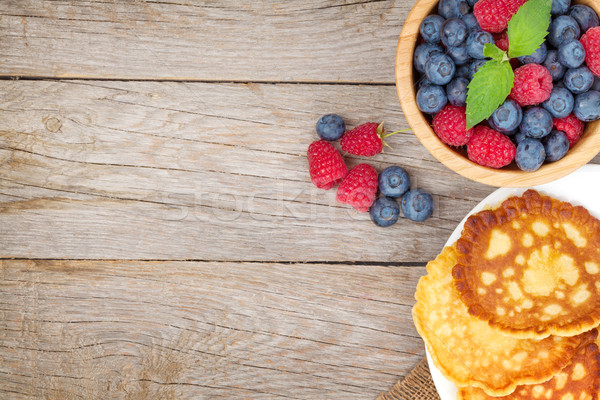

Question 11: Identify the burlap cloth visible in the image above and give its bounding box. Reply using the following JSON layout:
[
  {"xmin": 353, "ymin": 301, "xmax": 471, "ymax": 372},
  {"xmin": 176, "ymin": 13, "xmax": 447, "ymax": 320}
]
[{"xmin": 377, "ymin": 358, "xmax": 441, "ymax": 400}]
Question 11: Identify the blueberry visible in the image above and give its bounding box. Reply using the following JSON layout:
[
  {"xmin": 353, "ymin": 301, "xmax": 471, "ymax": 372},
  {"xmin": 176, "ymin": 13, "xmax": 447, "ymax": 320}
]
[
  {"xmin": 518, "ymin": 42, "xmax": 548, "ymax": 64},
  {"xmin": 425, "ymin": 53, "xmax": 456, "ymax": 85},
  {"xmin": 543, "ymin": 130, "xmax": 570, "ymax": 162},
  {"xmin": 543, "ymin": 50, "xmax": 567, "ymax": 81},
  {"xmin": 438, "ymin": 0, "xmax": 470, "ymax": 19},
  {"xmin": 490, "ymin": 99, "xmax": 523, "ymax": 133},
  {"xmin": 379, "ymin": 166, "xmax": 411, "ymax": 198},
  {"xmin": 461, "ymin": 13, "xmax": 480, "ymax": 31},
  {"xmin": 564, "ymin": 66, "xmax": 594, "ymax": 94},
  {"xmin": 593, "ymin": 76, "xmax": 600, "ymax": 91},
  {"xmin": 414, "ymin": 43, "xmax": 444, "ymax": 74},
  {"xmin": 417, "ymin": 76, "xmax": 433, "ymax": 89},
  {"xmin": 466, "ymin": 30, "xmax": 495, "ymax": 59},
  {"xmin": 442, "ymin": 18, "xmax": 468, "ymax": 47},
  {"xmin": 469, "ymin": 59, "xmax": 487, "ymax": 79},
  {"xmin": 551, "ymin": 0, "xmax": 571, "ymax": 16},
  {"xmin": 515, "ymin": 138, "xmax": 546, "ymax": 171},
  {"xmin": 456, "ymin": 63, "xmax": 471, "ymax": 79},
  {"xmin": 401, "ymin": 189, "xmax": 434, "ymax": 222},
  {"xmin": 489, "ymin": 117, "xmax": 517, "ymax": 135},
  {"xmin": 548, "ymin": 16, "xmax": 581, "ymax": 48},
  {"xmin": 569, "ymin": 5, "xmax": 600, "ymax": 32},
  {"xmin": 558, "ymin": 40, "xmax": 585, "ymax": 68},
  {"xmin": 446, "ymin": 77, "xmax": 469, "ymax": 106},
  {"xmin": 467, "ymin": 0, "xmax": 479, "ymax": 7},
  {"xmin": 370, "ymin": 197, "xmax": 401, "ymax": 227},
  {"xmin": 316, "ymin": 114, "xmax": 345, "ymax": 141},
  {"xmin": 520, "ymin": 107, "xmax": 553, "ymax": 139},
  {"xmin": 542, "ymin": 87, "xmax": 574, "ymax": 118},
  {"xmin": 573, "ymin": 90, "xmax": 600, "ymax": 121},
  {"xmin": 514, "ymin": 132, "xmax": 528, "ymax": 145},
  {"xmin": 420, "ymin": 15, "xmax": 446, "ymax": 44},
  {"xmin": 446, "ymin": 42, "xmax": 471, "ymax": 65},
  {"xmin": 417, "ymin": 84, "xmax": 448, "ymax": 114}
]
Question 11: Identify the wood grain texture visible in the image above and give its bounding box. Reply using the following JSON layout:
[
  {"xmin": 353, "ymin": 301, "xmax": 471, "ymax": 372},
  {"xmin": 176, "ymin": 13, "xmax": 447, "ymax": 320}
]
[
  {"xmin": 395, "ymin": 0, "xmax": 600, "ymax": 187},
  {"xmin": 0, "ymin": 80, "xmax": 497, "ymax": 261},
  {"xmin": 0, "ymin": 0, "xmax": 410, "ymax": 83},
  {"xmin": 0, "ymin": 259, "xmax": 425, "ymax": 399}
]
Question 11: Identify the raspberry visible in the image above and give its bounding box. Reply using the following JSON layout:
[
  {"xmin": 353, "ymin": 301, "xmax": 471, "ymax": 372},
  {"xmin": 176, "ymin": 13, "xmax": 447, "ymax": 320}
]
[
  {"xmin": 432, "ymin": 105, "xmax": 474, "ymax": 146},
  {"xmin": 467, "ymin": 126, "xmax": 516, "ymax": 168},
  {"xmin": 581, "ymin": 27, "xmax": 600, "ymax": 78},
  {"xmin": 307, "ymin": 140, "xmax": 348, "ymax": 190},
  {"xmin": 340, "ymin": 122, "xmax": 385, "ymax": 156},
  {"xmin": 553, "ymin": 114, "xmax": 585, "ymax": 148},
  {"xmin": 474, "ymin": 0, "xmax": 527, "ymax": 33},
  {"xmin": 509, "ymin": 64, "xmax": 553, "ymax": 106},
  {"xmin": 493, "ymin": 31, "xmax": 509, "ymax": 52},
  {"xmin": 336, "ymin": 164, "xmax": 378, "ymax": 213}
]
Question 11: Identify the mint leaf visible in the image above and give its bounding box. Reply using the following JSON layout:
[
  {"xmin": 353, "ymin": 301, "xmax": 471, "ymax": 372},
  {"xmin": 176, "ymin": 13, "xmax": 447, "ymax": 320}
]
[
  {"xmin": 466, "ymin": 60, "xmax": 514, "ymax": 129},
  {"xmin": 507, "ymin": 0, "xmax": 552, "ymax": 58},
  {"xmin": 483, "ymin": 44, "xmax": 509, "ymax": 62}
]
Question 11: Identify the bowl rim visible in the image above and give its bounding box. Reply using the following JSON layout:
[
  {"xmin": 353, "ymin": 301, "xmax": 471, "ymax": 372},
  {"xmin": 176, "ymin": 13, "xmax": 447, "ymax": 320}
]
[{"xmin": 395, "ymin": 0, "xmax": 600, "ymax": 188}]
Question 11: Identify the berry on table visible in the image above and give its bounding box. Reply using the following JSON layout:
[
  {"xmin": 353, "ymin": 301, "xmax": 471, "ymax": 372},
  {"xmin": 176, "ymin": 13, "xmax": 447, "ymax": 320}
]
[
  {"xmin": 466, "ymin": 29, "xmax": 495, "ymax": 59},
  {"xmin": 564, "ymin": 66, "xmax": 594, "ymax": 94},
  {"xmin": 340, "ymin": 122, "xmax": 387, "ymax": 157},
  {"xmin": 542, "ymin": 87, "xmax": 574, "ymax": 119},
  {"xmin": 417, "ymin": 84, "xmax": 448, "ymax": 114},
  {"xmin": 379, "ymin": 166, "xmax": 411, "ymax": 198},
  {"xmin": 581, "ymin": 27, "xmax": 600, "ymax": 78},
  {"xmin": 543, "ymin": 50, "xmax": 567, "ymax": 81},
  {"xmin": 446, "ymin": 77, "xmax": 469, "ymax": 106},
  {"xmin": 370, "ymin": 197, "xmax": 401, "ymax": 227},
  {"xmin": 433, "ymin": 104, "xmax": 474, "ymax": 146},
  {"xmin": 307, "ymin": 140, "xmax": 348, "ymax": 190},
  {"xmin": 401, "ymin": 189, "xmax": 434, "ymax": 222},
  {"xmin": 518, "ymin": 42, "xmax": 548, "ymax": 65},
  {"xmin": 467, "ymin": 125, "xmax": 516, "ymax": 168},
  {"xmin": 473, "ymin": 0, "xmax": 527, "ymax": 33},
  {"xmin": 548, "ymin": 15, "xmax": 581, "ymax": 48},
  {"xmin": 442, "ymin": 18, "xmax": 469, "ymax": 47},
  {"xmin": 569, "ymin": 5, "xmax": 599, "ymax": 32},
  {"xmin": 336, "ymin": 164, "xmax": 378, "ymax": 213},
  {"xmin": 425, "ymin": 53, "xmax": 456, "ymax": 85},
  {"xmin": 558, "ymin": 40, "xmax": 586, "ymax": 69},
  {"xmin": 414, "ymin": 43, "xmax": 444, "ymax": 74},
  {"xmin": 515, "ymin": 138, "xmax": 546, "ymax": 171},
  {"xmin": 543, "ymin": 130, "xmax": 570, "ymax": 162},
  {"xmin": 573, "ymin": 90, "xmax": 600, "ymax": 121},
  {"xmin": 553, "ymin": 113, "xmax": 584, "ymax": 147},
  {"xmin": 420, "ymin": 15, "xmax": 446, "ymax": 44},
  {"xmin": 439, "ymin": 0, "xmax": 470, "ymax": 19},
  {"xmin": 490, "ymin": 99, "xmax": 523, "ymax": 133},
  {"xmin": 509, "ymin": 64, "xmax": 553, "ymax": 106},
  {"xmin": 520, "ymin": 107, "xmax": 554, "ymax": 139},
  {"xmin": 316, "ymin": 114, "xmax": 345, "ymax": 141}
]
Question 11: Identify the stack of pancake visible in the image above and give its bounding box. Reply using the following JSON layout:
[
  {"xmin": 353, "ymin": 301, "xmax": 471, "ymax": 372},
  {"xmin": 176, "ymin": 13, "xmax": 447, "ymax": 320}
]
[{"xmin": 413, "ymin": 189, "xmax": 600, "ymax": 399}]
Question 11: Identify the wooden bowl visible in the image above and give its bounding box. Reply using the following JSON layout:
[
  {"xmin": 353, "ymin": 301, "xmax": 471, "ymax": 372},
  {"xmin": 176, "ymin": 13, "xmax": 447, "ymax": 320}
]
[{"xmin": 395, "ymin": 0, "xmax": 600, "ymax": 187}]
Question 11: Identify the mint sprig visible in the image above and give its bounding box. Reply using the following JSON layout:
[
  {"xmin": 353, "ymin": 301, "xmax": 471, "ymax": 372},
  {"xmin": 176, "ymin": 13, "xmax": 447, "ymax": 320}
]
[
  {"xmin": 466, "ymin": 61, "xmax": 514, "ymax": 129},
  {"xmin": 507, "ymin": 0, "xmax": 552, "ymax": 58},
  {"xmin": 465, "ymin": 0, "xmax": 552, "ymax": 129}
]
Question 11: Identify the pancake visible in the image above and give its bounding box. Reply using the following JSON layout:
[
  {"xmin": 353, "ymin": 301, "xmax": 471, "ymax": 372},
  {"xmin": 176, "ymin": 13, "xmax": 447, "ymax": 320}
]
[
  {"xmin": 458, "ymin": 339, "xmax": 600, "ymax": 400},
  {"xmin": 453, "ymin": 189, "xmax": 600, "ymax": 339},
  {"xmin": 412, "ymin": 245, "xmax": 596, "ymax": 396}
]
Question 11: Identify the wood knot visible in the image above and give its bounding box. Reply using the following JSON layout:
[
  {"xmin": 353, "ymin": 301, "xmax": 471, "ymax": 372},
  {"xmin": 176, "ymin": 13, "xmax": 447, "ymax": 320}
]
[{"xmin": 45, "ymin": 117, "xmax": 62, "ymax": 133}]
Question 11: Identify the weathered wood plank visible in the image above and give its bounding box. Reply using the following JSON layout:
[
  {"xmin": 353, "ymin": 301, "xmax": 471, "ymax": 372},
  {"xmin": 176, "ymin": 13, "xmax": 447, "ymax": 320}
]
[
  {"xmin": 0, "ymin": 80, "xmax": 496, "ymax": 261},
  {"xmin": 0, "ymin": 0, "xmax": 410, "ymax": 83},
  {"xmin": 0, "ymin": 259, "xmax": 425, "ymax": 399}
]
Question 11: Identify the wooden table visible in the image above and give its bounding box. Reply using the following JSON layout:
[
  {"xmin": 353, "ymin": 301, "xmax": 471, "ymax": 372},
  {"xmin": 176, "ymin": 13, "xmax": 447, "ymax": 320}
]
[{"xmin": 1, "ymin": 1, "xmax": 598, "ymax": 399}]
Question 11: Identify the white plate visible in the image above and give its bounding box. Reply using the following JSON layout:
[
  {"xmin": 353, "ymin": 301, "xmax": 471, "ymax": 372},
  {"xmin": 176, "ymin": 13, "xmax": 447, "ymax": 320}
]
[{"xmin": 426, "ymin": 164, "xmax": 600, "ymax": 400}]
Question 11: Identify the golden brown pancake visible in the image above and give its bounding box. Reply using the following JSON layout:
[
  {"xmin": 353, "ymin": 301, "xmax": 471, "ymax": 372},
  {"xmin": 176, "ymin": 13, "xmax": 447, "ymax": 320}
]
[
  {"xmin": 453, "ymin": 189, "xmax": 600, "ymax": 339},
  {"xmin": 458, "ymin": 338, "xmax": 600, "ymax": 400},
  {"xmin": 413, "ymin": 245, "xmax": 596, "ymax": 396}
]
